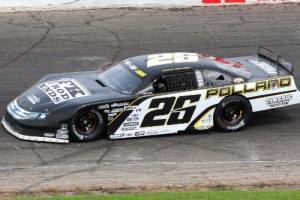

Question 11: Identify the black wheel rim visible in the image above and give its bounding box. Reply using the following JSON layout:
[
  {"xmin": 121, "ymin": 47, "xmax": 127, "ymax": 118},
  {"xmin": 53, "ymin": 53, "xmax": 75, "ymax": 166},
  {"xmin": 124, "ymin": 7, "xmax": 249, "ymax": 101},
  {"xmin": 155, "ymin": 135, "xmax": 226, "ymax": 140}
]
[
  {"xmin": 221, "ymin": 102, "xmax": 243, "ymax": 125},
  {"xmin": 75, "ymin": 111, "xmax": 97, "ymax": 135}
]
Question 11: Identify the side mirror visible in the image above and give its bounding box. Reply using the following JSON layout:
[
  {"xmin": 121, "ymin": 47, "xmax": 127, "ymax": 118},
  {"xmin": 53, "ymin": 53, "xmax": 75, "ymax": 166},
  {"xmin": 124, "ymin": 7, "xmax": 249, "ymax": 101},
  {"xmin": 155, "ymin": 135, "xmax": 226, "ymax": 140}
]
[{"xmin": 137, "ymin": 85, "xmax": 154, "ymax": 95}]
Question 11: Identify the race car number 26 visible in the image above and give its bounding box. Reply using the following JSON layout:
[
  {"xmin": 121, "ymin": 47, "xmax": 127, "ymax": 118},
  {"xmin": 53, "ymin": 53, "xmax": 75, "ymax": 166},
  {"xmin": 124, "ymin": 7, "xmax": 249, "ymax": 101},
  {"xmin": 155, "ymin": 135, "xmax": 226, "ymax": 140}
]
[{"xmin": 141, "ymin": 94, "xmax": 201, "ymax": 127}]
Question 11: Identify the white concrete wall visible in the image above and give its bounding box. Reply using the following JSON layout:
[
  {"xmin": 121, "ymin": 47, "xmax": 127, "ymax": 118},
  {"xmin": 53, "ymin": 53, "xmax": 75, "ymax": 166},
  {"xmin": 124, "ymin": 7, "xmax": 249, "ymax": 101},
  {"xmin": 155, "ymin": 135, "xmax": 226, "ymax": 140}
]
[{"xmin": 0, "ymin": 0, "xmax": 298, "ymax": 12}]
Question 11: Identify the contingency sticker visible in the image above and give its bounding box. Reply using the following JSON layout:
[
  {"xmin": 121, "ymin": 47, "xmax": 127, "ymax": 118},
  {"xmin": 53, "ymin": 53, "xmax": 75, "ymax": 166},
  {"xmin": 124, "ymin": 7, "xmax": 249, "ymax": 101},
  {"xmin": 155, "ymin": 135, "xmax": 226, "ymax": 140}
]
[
  {"xmin": 38, "ymin": 78, "xmax": 91, "ymax": 104},
  {"xmin": 248, "ymin": 60, "xmax": 277, "ymax": 76}
]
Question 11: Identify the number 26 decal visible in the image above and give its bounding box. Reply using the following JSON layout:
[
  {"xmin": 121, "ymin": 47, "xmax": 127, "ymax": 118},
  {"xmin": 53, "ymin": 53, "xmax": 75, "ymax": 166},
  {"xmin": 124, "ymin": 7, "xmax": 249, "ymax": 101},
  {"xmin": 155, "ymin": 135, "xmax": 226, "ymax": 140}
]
[{"xmin": 141, "ymin": 94, "xmax": 201, "ymax": 127}]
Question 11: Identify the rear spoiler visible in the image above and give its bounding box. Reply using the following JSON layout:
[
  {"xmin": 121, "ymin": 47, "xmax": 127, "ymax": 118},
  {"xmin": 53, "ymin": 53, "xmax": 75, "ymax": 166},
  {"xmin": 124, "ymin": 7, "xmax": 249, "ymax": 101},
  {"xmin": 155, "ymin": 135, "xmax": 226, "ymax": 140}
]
[{"xmin": 258, "ymin": 46, "xmax": 293, "ymax": 75}]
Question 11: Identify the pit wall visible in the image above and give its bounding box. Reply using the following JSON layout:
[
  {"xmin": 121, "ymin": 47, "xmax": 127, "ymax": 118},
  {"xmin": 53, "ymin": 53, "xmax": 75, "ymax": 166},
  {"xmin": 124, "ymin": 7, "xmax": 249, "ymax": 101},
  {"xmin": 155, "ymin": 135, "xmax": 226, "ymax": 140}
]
[{"xmin": 0, "ymin": 0, "xmax": 298, "ymax": 12}]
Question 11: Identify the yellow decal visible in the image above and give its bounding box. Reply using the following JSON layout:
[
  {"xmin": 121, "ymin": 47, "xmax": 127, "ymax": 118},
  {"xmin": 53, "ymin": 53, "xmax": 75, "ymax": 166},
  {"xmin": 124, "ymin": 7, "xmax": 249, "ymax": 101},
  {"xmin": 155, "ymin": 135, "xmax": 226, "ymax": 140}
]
[
  {"xmin": 206, "ymin": 76, "xmax": 292, "ymax": 99},
  {"xmin": 135, "ymin": 69, "xmax": 147, "ymax": 77},
  {"xmin": 194, "ymin": 108, "xmax": 215, "ymax": 128}
]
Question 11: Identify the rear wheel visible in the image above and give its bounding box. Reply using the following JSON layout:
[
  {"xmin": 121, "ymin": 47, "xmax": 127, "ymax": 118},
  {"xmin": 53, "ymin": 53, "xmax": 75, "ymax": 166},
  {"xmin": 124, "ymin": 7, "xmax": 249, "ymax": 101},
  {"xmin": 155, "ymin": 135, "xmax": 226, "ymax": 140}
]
[
  {"xmin": 214, "ymin": 95, "xmax": 252, "ymax": 132},
  {"xmin": 70, "ymin": 109, "xmax": 105, "ymax": 142}
]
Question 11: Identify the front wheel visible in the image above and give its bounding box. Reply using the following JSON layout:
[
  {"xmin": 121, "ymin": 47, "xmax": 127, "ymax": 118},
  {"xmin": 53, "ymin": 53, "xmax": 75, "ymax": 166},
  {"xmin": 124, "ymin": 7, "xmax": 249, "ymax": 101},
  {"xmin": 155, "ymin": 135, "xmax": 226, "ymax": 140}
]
[
  {"xmin": 70, "ymin": 109, "xmax": 105, "ymax": 142},
  {"xmin": 214, "ymin": 95, "xmax": 252, "ymax": 132}
]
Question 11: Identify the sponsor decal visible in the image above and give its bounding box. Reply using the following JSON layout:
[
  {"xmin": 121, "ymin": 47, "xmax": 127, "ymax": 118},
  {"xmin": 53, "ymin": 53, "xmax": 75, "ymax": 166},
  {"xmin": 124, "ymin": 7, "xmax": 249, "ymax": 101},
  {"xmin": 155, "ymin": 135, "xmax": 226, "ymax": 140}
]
[
  {"xmin": 124, "ymin": 59, "xmax": 138, "ymax": 70},
  {"xmin": 266, "ymin": 94, "xmax": 293, "ymax": 108},
  {"xmin": 121, "ymin": 127, "xmax": 136, "ymax": 131},
  {"xmin": 249, "ymin": 60, "xmax": 277, "ymax": 76},
  {"xmin": 98, "ymin": 104, "xmax": 110, "ymax": 109},
  {"xmin": 127, "ymin": 117, "xmax": 139, "ymax": 122},
  {"xmin": 43, "ymin": 133, "xmax": 55, "ymax": 137},
  {"xmin": 108, "ymin": 113, "xmax": 117, "ymax": 117},
  {"xmin": 162, "ymin": 66, "xmax": 191, "ymax": 73},
  {"xmin": 111, "ymin": 102, "xmax": 129, "ymax": 107},
  {"xmin": 124, "ymin": 106, "xmax": 137, "ymax": 111},
  {"xmin": 135, "ymin": 69, "xmax": 147, "ymax": 77},
  {"xmin": 201, "ymin": 114, "xmax": 213, "ymax": 124},
  {"xmin": 111, "ymin": 108, "xmax": 124, "ymax": 113},
  {"xmin": 135, "ymin": 131, "xmax": 145, "ymax": 136},
  {"xmin": 146, "ymin": 130, "xmax": 159, "ymax": 135},
  {"xmin": 124, "ymin": 122, "xmax": 139, "ymax": 126},
  {"xmin": 195, "ymin": 70, "xmax": 204, "ymax": 88},
  {"xmin": 195, "ymin": 126, "xmax": 212, "ymax": 130},
  {"xmin": 27, "ymin": 95, "xmax": 40, "ymax": 104},
  {"xmin": 199, "ymin": 54, "xmax": 248, "ymax": 71},
  {"xmin": 38, "ymin": 78, "xmax": 90, "ymax": 104},
  {"xmin": 103, "ymin": 109, "xmax": 110, "ymax": 114},
  {"xmin": 159, "ymin": 129, "xmax": 171, "ymax": 134},
  {"xmin": 234, "ymin": 77, "xmax": 244, "ymax": 83},
  {"xmin": 269, "ymin": 81, "xmax": 278, "ymax": 90},
  {"xmin": 124, "ymin": 59, "xmax": 147, "ymax": 77},
  {"xmin": 113, "ymin": 133, "xmax": 125, "ymax": 138},
  {"xmin": 206, "ymin": 76, "xmax": 291, "ymax": 99},
  {"xmin": 56, "ymin": 124, "xmax": 69, "ymax": 140},
  {"xmin": 125, "ymin": 133, "xmax": 134, "ymax": 137}
]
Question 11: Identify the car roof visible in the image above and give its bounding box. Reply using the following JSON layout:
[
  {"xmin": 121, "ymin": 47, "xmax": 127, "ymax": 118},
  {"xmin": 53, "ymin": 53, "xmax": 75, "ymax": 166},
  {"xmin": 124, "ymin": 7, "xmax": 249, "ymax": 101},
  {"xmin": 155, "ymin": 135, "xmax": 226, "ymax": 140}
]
[{"xmin": 124, "ymin": 52, "xmax": 252, "ymax": 80}]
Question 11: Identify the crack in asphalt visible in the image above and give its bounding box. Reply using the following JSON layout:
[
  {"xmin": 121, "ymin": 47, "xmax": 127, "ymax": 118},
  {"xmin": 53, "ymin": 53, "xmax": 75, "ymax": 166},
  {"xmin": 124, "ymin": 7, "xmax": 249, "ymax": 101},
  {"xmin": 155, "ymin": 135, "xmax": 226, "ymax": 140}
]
[
  {"xmin": 21, "ymin": 167, "xmax": 95, "ymax": 193},
  {"xmin": 0, "ymin": 10, "xmax": 133, "ymax": 70},
  {"xmin": 32, "ymin": 143, "xmax": 46, "ymax": 164},
  {"xmin": 82, "ymin": 11, "xmax": 131, "ymax": 69},
  {"xmin": 7, "ymin": 19, "xmax": 28, "ymax": 28},
  {"xmin": 100, "ymin": 27, "xmax": 123, "ymax": 69},
  {"xmin": 97, "ymin": 141, "xmax": 114, "ymax": 165},
  {"xmin": 84, "ymin": 11, "xmax": 131, "ymax": 26},
  {"xmin": 21, "ymin": 141, "xmax": 114, "ymax": 192},
  {"xmin": 40, "ymin": 143, "xmax": 111, "ymax": 166},
  {"xmin": 0, "ymin": 12, "xmax": 54, "ymax": 69}
]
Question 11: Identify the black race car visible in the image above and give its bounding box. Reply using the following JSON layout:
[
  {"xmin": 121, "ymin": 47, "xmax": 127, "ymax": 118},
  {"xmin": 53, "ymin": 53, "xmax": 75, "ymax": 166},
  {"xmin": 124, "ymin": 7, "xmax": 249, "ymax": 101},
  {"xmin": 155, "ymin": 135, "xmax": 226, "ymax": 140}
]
[{"xmin": 2, "ymin": 48, "xmax": 300, "ymax": 143}]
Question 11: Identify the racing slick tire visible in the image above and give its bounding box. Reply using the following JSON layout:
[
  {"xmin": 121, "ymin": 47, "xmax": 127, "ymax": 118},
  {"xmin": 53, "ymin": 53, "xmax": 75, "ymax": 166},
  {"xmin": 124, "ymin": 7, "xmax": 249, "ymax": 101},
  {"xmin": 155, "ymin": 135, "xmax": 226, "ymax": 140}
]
[
  {"xmin": 70, "ymin": 109, "xmax": 105, "ymax": 142},
  {"xmin": 214, "ymin": 95, "xmax": 252, "ymax": 132}
]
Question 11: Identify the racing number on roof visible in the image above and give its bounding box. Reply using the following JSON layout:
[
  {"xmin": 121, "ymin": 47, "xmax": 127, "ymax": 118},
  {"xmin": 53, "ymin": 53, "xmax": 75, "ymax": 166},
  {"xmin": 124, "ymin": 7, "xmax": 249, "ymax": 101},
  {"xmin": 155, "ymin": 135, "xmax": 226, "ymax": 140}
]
[
  {"xmin": 140, "ymin": 94, "xmax": 201, "ymax": 127},
  {"xmin": 147, "ymin": 53, "xmax": 198, "ymax": 68}
]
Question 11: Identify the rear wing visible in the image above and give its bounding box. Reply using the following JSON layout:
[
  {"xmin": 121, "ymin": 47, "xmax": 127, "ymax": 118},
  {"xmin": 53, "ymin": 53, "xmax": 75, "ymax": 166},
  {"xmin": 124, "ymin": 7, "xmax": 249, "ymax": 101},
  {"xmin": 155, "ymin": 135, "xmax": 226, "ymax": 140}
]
[{"xmin": 258, "ymin": 46, "xmax": 293, "ymax": 75}]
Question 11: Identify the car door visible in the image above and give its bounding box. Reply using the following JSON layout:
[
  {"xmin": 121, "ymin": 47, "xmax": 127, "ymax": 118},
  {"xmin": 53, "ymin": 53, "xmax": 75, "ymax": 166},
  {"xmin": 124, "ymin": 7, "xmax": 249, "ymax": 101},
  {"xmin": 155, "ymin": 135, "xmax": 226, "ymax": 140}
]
[{"xmin": 109, "ymin": 70, "xmax": 205, "ymax": 139}]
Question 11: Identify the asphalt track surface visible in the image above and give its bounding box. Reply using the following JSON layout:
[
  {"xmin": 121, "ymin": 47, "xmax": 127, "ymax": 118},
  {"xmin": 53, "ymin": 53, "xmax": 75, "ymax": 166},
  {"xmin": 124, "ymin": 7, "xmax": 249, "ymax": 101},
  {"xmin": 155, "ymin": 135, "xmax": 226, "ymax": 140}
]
[{"xmin": 0, "ymin": 3, "xmax": 299, "ymax": 196}]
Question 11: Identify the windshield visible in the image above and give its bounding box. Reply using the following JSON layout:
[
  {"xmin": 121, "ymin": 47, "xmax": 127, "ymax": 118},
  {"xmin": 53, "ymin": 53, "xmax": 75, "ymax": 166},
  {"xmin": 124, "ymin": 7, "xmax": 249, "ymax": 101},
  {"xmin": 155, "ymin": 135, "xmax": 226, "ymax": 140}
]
[{"xmin": 98, "ymin": 63, "xmax": 143, "ymax": 94}]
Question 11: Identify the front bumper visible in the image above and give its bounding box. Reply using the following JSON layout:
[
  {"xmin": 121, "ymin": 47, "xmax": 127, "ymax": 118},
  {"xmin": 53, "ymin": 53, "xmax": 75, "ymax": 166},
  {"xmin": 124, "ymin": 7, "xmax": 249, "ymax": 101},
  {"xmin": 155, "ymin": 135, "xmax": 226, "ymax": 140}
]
[{"xmin": 2, "ymin": 113, "xmax": 69, "ymax": 143}]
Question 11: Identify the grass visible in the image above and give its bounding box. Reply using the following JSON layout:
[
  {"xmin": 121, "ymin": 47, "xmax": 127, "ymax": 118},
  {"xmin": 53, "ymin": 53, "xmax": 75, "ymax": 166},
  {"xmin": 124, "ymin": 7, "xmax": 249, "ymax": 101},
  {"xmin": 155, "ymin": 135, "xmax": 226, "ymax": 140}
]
[{"xmin": 13, "ymin": 190, "xmax": 300, "ymax": 200}]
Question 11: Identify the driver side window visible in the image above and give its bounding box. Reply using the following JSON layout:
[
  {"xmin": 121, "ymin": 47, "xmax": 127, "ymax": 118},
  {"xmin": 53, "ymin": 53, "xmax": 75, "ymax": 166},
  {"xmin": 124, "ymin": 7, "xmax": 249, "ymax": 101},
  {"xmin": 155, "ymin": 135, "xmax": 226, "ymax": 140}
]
[
  {"xmin": 137, "ymin": 77, "xmax": 166, "ymax": 95},
  {"xmin": 144, "ymin": 71, "xmax": 197, "ymax": 94}
]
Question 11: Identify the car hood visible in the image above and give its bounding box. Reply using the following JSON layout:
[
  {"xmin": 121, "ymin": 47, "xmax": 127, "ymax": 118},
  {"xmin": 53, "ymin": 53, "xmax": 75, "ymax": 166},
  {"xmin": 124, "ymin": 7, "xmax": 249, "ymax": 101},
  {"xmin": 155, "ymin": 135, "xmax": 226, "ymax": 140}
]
[{"xmin": 16, "ymin": 71, "xmax": 127, "ymax": 113}]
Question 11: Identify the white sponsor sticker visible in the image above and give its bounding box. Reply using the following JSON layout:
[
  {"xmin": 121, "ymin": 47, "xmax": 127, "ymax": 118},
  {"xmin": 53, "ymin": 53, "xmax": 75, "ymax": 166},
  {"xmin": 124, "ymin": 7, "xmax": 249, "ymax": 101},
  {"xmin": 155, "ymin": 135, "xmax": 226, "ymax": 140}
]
[
  {"xmin": 27, "ymin": 95, "xmax": 40, "ymax": 104},
  {"xmin": 249, "ymin": 60, "xmax": 277, "ymax": 76},
  {"xmin": 38, "ymin": 78, "xmax": 91, "ymax": 104},
  {"xmin": 44, "ymin": 133, "xmax": 55, "ymax": 137},
  {"xmin": 266, "ymin": 94, "xmax": 293, "ymax": 108},
  {"xmin": 56, "ymin": 124, "xmax": 69, "ymax": 140},
  {"xmin": 99, "ymin": 104, "xmax": 109, "ymax": 109},
  {"xmin": 124, "ymin": 106, "xmax": 137, "ymax": 111},
  {"xmin": 111, "ymin": 102, "xmax": 129, "ymax": 107}
]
